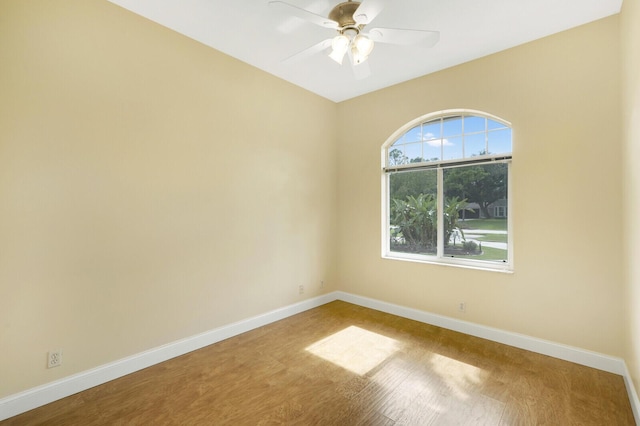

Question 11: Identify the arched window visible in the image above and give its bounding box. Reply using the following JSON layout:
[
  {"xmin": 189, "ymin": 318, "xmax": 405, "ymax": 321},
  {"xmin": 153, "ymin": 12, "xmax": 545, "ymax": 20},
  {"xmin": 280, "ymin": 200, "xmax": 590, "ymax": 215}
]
[{"xmin": 382, "ymin": 109, "xmax": 512, "ymax": 271}]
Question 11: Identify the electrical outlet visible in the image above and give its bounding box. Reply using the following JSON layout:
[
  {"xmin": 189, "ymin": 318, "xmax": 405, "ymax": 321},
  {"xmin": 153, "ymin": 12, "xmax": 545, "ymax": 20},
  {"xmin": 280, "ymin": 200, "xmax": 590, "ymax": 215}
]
[
  {"xmin": 299, "ymin": 285, "xmax": 304, "ymax": 294},
  {"xmin": 458, "ymin": 302, "xmax": 466, "ymax": 313},
  {"xmin": 47, "ymin": 350, "xmax": 62, "ymax": 368}
]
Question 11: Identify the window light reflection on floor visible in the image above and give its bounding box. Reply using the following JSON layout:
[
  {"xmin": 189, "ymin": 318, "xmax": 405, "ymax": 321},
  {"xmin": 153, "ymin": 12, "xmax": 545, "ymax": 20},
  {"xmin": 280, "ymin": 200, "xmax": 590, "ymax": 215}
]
[
  {"xmin": 429, "ymin": 352, "xmax": 484, "ymax": 400},
  {"xmin": 305, "ymin": 326, "xmax": 400, "ymax": 375}
]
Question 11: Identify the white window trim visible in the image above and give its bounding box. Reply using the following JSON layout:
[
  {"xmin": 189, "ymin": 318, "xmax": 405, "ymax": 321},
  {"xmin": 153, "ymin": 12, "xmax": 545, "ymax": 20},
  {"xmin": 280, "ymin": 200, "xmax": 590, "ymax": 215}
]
[{"xmin": 380, "ymin": 109, "xmax": 514, "ymax": 273}]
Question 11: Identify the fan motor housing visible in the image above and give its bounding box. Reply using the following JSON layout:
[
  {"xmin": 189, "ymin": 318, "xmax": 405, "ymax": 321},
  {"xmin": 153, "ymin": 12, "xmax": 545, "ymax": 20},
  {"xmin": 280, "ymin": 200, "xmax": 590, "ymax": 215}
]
[{"xmin": 329, "ymin": 1, "xmax": 361, "ymax": 28}]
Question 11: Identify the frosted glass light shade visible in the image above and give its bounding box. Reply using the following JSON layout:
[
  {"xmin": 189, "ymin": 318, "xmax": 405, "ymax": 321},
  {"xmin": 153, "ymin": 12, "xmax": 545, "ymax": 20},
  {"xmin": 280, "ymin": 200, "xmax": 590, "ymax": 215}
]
[{"xmin": 329, "ymin": 34, "xmax": 349, "ymax": 64}]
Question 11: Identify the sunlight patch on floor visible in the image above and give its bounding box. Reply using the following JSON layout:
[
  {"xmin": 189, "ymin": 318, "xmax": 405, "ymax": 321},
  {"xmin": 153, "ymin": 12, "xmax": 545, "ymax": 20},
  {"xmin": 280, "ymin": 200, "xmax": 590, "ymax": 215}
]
[
  {"xmin": 305, "ymin": 325, "xmax": 400, "ymax": 375},
  {"xmin": 429, "ymin": 353, "xmax": 485, "ymax": 400}
]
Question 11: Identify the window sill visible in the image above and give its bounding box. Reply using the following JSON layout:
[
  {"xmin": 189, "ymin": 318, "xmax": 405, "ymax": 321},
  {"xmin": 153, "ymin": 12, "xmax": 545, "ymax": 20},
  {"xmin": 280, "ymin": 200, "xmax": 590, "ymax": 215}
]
[{"xmin": 383, "ymin": 252, "xmax": 514, "ymax": 274}]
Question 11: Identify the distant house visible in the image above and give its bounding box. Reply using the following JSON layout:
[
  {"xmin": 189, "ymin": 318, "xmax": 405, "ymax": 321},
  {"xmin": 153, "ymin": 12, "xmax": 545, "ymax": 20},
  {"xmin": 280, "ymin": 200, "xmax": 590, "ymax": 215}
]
[{"xmin": 460, "ymin": 199, "xmax": 508, "ymax": 219}]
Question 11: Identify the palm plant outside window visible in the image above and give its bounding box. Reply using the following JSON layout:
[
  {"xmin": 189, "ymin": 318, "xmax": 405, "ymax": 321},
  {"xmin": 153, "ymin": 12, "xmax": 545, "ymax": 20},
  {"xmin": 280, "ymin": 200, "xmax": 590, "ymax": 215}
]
[{"xmin": 382, "ymin": 110, "xmax": 513, "ymax": 271}]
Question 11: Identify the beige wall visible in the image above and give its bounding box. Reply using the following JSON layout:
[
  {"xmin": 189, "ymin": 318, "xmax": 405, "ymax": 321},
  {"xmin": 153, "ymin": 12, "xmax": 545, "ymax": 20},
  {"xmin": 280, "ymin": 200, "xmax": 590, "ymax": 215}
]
[
  {"xmin": 0, "ymin": 1, "xmax": 337, "ymax": 397},
  {"xmin": 337, "ymin": 16, "xmax": 624, "ymax": 356},
  {"xmin": 1, "ymin": 0, "xmax": 634, "ymax": 405},
  {"xmin": 622, "ymin": 0, "xmax": 640, "ymax": 393}
]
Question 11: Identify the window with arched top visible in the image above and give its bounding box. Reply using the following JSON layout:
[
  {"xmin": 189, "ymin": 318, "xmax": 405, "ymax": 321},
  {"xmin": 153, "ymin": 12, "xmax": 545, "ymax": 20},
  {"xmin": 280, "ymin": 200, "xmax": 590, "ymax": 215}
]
[{"xmin": 382, "ymin": 110, "xmax": 513, "ymax": 271}]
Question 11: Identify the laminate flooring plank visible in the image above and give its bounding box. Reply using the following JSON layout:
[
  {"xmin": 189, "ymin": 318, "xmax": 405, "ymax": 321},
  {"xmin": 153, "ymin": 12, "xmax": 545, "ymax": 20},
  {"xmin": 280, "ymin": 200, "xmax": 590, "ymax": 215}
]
[
  {"xmin": 426, "ymin": 393, "xmax": 505, "ymax": 426},
  {"xmin": 2, "ymin": 300, "xmax": 634, "ymax": 425}
]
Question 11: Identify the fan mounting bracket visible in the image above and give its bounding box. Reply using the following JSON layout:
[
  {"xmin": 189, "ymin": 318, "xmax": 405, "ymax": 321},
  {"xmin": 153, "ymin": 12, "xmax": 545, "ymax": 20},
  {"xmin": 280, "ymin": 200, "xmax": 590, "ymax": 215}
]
[{"xmin": 329, "ymin": 1, "xmax": 362, "ymax": 28}]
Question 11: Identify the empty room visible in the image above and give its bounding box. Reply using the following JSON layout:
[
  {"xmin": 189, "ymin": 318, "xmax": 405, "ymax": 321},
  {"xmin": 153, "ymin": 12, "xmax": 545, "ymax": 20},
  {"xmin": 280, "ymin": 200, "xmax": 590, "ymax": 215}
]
[{"xmin": 1, "ymin": 0, "xmax": 639, "ymax": 424}]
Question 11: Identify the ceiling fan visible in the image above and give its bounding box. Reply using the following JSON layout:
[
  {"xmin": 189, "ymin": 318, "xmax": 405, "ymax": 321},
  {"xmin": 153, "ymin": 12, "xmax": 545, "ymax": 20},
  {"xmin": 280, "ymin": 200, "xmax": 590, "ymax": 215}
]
[{"xmin": 269, "ymin": 0, "xmax": 440, "ymax": 78}]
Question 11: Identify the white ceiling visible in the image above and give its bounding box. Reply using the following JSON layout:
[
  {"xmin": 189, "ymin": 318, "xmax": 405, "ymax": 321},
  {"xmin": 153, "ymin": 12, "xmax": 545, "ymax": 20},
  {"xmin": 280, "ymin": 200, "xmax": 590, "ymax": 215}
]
[{"xmin": 106, "ymin": 0, "xmax": 622, "ymax": 103}]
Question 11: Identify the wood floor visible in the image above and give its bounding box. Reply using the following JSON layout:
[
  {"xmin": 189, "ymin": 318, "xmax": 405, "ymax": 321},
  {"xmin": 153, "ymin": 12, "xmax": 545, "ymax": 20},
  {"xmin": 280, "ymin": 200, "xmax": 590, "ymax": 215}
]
[{"xmin": 3, "ymin": 301, "xmax": 635, "ymax": 425}]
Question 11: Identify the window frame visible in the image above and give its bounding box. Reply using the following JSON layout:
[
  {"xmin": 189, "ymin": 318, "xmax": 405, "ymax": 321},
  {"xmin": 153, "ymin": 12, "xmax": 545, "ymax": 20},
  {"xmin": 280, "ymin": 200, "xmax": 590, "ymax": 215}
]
[{"xmin": 381, "ymin": 109, "xmax": 513, "ymax": 272}]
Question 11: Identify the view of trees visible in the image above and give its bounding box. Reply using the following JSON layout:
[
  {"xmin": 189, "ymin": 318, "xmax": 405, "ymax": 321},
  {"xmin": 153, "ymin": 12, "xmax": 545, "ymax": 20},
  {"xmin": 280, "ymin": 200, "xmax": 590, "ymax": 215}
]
[
  {"xmin": 391, "ymin": 194, "xmax": 437, "ymax": 251},
  {"xmin": 388, "ymin": 150, "xmax": 507, "ymax": 255},
  {"xmin": 444, "ymin": 162, "xmax": 507, "ymax": 219}
]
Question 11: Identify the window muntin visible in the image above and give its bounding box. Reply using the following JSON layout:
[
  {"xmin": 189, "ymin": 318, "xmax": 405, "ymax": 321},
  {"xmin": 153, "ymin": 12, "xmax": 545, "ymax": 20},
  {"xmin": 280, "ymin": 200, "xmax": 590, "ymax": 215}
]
[
  {"xmin": 388, "ymin": 114, "xmax": 512, "ymax": 165},
  {"xmin": 383, "ymin": 110, "xmax": 512, "ymax": 271}
]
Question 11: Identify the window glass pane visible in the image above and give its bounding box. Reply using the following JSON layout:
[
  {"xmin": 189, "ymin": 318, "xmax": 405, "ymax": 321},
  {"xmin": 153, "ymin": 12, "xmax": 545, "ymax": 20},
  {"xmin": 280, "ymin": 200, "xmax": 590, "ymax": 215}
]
[
  {"xmin": 391, "ymin": 114, "xmax": 510, "ymax": 165},
  {"xmin": 404, "ymin": 142, "xmax": 423, "ymax": 163},
  {"xmin": 443, "ymin": 136, "xmax": 463, "ymax": 161},
  {"xmin": 422, "ymin": 139, "xmax": 441, "ymax": 162},
  {"xmin": 388, "ymin": 148, "xmax": 408, "ymax": 166},
  {"xmin": 464, "ymin": 116, "xmax": 486, "ymax": 133},
  {"xmin": 487, "ymin": 128, "xmax": 512, "ymax": 155},
  {"xmin": 389, "ymin": 169, "xmax": 438, "ymax": 256},
  {"xmin": 442, "ymin": 116, "xmax": 462, "ymax": 137},
  {"xmin": 422, "ymin": 120, "xmax": 441, "ymax": 140},
  {"xmin": 487, "ymin": 119, "xmax": 507, "ymax": 131},
  {"xmin": 464, "ymin": 133, "xmax": 486, "ymax": 157},
  {"xmin": 404, "ymin": 125, "xmax": 422, "ymax": 143},
  {"xmin": 443, "ymin": 163, "xmax": 508, "ymax": 263}
]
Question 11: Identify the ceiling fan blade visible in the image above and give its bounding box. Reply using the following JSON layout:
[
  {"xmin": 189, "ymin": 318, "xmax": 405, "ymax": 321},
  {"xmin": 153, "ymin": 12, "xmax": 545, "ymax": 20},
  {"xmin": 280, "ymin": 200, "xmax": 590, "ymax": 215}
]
[
  {"xmin": 367, "ymin": 28, "xmax": 440, "ymax": 47},
  {"xmin": 352, "ymin": 60, "xmax": 371, "ymax": 80},
  {"xmin": 282, "ymin": 38, "xmax": 333, "ymax": 63},
  {"xmin": 269, "ymin": 1, "xmax": 338, "ymax": 29},
  {"xmin": 353, "ymin": 0, "xmax": 384, "ymax": 25}
]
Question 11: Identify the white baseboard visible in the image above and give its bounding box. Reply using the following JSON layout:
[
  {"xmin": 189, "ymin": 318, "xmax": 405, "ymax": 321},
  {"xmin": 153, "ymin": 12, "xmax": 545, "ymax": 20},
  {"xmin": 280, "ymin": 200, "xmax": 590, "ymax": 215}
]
[
  {"xmin": 0, "ymin": 293, "xmax": 336, "ymax": 421},
  {"xmin": 335, "ymin": 292, "xmax": 626, "ymax": 374},
  {"xmin": 622, "ymin": 362, "xmax": 640, "ymax": 425},
  {"xmin": 2, "ymin": 290, "xmax": 638, "ymax": 425}
]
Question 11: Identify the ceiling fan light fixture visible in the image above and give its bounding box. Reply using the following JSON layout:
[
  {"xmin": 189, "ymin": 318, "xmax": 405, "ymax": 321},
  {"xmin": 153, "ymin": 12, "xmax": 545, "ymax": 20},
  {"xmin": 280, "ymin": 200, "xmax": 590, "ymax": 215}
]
[
  {"xmin": 331, "ymin": 34, "xmax": 350, "ymax": 52},
  {"xmin": 329, "ymin": 48, "xmax": 347, "ymax": 64},
  {"xmin": 329, "ymin": 34, "xmax": 349, "ymax": 64},
  {"xmin": 271, "ymin": 0, "xmax": 441, "ymax": 78},
  {"xmin": 354, "ymin": 34, "xmax": 374, "ymax": 56},
  {"xmin": 351, "ymin": 44, "xmax": 368, "ymax": 65}
]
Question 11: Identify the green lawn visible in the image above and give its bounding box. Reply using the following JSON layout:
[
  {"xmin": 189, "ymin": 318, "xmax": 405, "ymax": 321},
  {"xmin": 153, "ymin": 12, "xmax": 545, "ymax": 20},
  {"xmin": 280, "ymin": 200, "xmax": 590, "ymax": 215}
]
[
  {"xmin": 473, "ymin": 233, "xmax": 508, "ymax": 243},
  {"xmin": 458, "ymin": 218, "xmax": 507, "ymax": 231},
  {"xmin": 449, "ymin": 246, "xmax": 507, "ymax": 262},
  {"xmin": 473, "ymin": 246, "xmax": 507, "ymax": 261}
]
